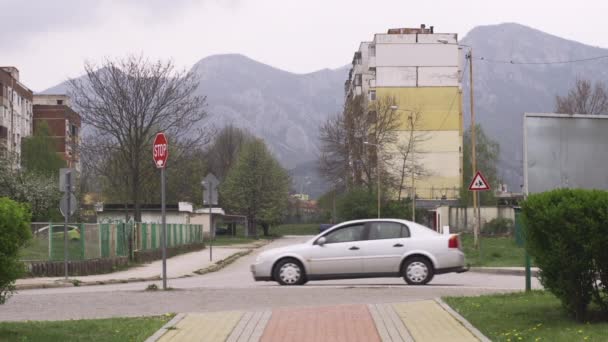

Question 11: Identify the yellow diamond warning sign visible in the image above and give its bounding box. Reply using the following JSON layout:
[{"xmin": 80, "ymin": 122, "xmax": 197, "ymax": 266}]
[{"xmin": 468, "ymin": 171, "xmax": 491, "ymax": 191}]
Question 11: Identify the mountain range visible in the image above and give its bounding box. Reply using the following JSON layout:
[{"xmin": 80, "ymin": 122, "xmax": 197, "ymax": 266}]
[{"xmin": 44, "ymin": 23, "xmax": 608, "ymax": 198}]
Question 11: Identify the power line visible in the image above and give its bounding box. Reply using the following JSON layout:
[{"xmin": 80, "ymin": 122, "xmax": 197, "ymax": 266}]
[
  {"xmin": 437, "ymin": 59, "xmax": 468, "ymax": 131},
  {"xmin": 473, "ymin": 54, "xmax": 608, "ymax": 65}
]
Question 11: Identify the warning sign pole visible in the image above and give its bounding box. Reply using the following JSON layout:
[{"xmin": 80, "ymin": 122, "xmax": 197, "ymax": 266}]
[{"xmin": 468, "ymin": 171, "xmax": 491, "ymax": 250}]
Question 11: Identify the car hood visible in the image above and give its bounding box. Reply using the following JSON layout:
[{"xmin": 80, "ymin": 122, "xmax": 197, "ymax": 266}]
[{"xmin": 258, "ymin": 243, "xmax": 310, "ymax": 258}]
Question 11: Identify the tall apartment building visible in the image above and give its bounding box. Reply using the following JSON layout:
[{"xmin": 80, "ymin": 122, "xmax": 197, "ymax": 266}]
[
  {"xmin": 0, "ymin": 67, "xmax": 34, "ymax": 162},
  {"xmin": 33, "ymin": 94, "xmax": 82, "ymax": 171},
  {"xmin": 345, "ymin": 25, "xmax": 463, "ymax": 201}
]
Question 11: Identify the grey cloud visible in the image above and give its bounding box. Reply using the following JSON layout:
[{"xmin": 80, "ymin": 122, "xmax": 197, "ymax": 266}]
[
  {"xmin": 0, "ymin": 0, "xmax": 103, "ymax": 48},
  {"xmin": 0, "ymin": 0, "xmax": 241, "ymax": 45}
]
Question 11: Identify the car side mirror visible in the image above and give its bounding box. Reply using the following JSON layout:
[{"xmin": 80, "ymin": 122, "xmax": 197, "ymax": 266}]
[{"xmin": 316, "ymin": 237, "xmax": 327, "ymax": 246}]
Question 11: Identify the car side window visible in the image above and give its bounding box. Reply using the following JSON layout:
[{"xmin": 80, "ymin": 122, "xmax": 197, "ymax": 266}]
[
  {"xmin": 368, "ymin": 222, "xmax": 410, "ymax": 240},
  {"xmin": 324, "ymin": 224, "xmax": 365, "ymax": 244}
]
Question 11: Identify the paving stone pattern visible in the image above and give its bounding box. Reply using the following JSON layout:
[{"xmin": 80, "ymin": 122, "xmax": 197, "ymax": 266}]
[{"xmin": 154, "ymin": 301, "xmax": 479, "ymax": 342}]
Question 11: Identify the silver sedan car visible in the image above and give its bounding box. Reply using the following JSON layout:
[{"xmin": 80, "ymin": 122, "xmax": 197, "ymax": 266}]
[{"xmin": 251, "ymin": 219, "xmax": 467, "ymax": 285}]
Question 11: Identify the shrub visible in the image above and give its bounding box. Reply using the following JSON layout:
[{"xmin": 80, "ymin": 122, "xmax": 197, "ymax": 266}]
[
  {"xmin": 0, "ymin": 197, "xmax": 32, "ymax": 304},
  {"xmin": 336, "ymin": 188, "xmax": 377, "ymax": 220},
  {"xmin": 521, "ymin": 189, "xmax": 608, "ymax": 321},
  {"xmin": 482, "ymin": 217, "xmax": 513, "ymax": 236}
]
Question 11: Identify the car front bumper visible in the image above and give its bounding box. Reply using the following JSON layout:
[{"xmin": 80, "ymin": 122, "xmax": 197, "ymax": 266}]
[{"xmin": 250, "ymin": 263, "xmax": 273, "ymax": 282}]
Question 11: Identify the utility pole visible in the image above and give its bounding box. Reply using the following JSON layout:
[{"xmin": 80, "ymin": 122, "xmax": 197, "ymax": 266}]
[
  {"xmin": 468, "ymin": 49, "xmax": 480, "ymax": 249},
  {"xmin": 409, "ymin": 115, "xmax": 416, "ymax": 222},
  {"xmin": 377, "ymin": 147, "xmax": 381, "ymax": 219}
]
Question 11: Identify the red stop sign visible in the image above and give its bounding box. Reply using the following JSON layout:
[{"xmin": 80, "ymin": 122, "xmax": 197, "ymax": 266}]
[{"xmin": 153, "ymin": 133, "xmax": 168, "ymax": 168}]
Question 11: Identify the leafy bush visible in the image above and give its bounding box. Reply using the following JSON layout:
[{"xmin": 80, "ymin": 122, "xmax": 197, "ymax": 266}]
[
  {"xmin": 0, "ymin": 197, "xmax": 32, "ymax": 304},
  {"xmin": 336, "ymin": 188, "xmax": 377, "ymax": 220},
  {"xmin": 522, "ymin": 189, "xmax": 608, "ymax": 321},
  {"xmin": 482, "ymin": 217, "xmax": 513, "ymax": 236}
]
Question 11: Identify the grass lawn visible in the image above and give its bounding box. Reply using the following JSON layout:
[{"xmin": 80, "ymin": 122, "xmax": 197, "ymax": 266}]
[
  {"xmin": 19, "ymin": 232, "xmax": 83, "ymax": 261},
  {"xmin": 271, "ymin": 223, "xmax": 319, "ymax": 236},
  {"xmin": 210, "ymin": 223, "xmax": 319, "ymax": 246},
  {"xmin": 460, "ymin": 233, "xmax": 530, "ymax": 267},
  {"xmin": 211, "ymin": 236, "xmax": 261, "ymax": 246},
  {"xmin": 445, "ymin": 291, "xmax": 608, "ymax": 341},
  {"xmin": 0, "ymin": 315, "xmax": 173, "ymax": 342}
]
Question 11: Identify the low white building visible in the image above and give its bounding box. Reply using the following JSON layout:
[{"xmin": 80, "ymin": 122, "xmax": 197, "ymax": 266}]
[{"xmin": 96, "ymin": 201, "xmax": 225, "ymax": 237}]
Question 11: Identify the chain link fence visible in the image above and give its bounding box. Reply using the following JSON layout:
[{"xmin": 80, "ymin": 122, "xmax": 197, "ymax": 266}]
[{"xmin": 21, "ymin": 222, "xmax": 204, "ymax": 262}]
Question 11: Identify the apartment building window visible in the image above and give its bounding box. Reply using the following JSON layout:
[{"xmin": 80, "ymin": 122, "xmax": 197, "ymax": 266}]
[
  {"xmin": 369, "ymin": 90, "xmax": 376, "ymax": 101},
  {"xmin": 57, "ymin": 100, "xmax": 63, "ymax": 105},
  {"xmin": 354, "ymin": 52, "xmax": 362, "ymax": 65},
  {"xmin": 369, "ymin": 45, "xmax": 376, "ymax": 57},
  {"xmin": 355, "ymin": 74, "xmax": 362, "ymax": 86}
]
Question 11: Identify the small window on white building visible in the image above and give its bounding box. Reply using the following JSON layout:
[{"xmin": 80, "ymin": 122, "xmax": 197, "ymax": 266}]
[
  {"xmin": 57, "ymin": 100, "xmax": 63, "ymax": 105},
  {"xmin": 369, "ymin": 45, "xmax": 376, "ymax": 57},
  {"xmin": 369, "ymin": 90, "xmax": 376, "ymax": 101},
  {"xmin": 355, "ymin": 74, "xmax": 362, "ymax": 86}
]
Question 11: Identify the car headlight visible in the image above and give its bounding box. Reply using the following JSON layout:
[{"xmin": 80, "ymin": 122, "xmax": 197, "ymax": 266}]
[{"xmin": 255, "ymin": 254, "xmax": 265, "ymax": 264}]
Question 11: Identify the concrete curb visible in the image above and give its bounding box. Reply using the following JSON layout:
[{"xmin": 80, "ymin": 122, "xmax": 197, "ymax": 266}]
[
  {"xmin": 193, "ymin": 250, "xmax": 253, "ymax": 275},
  {"xmin": 470, "ymin": 267, "xmax": 539, "ymax": 277},
  {"xmin": 144, "ymin": 313, "xmax": 186, "ymax": 342},
  {"xmin": 435, "ymin": 298, "xmax": 491, "ymax": 342},
  {"xmin": 15, "ymin": 242, "xmax": 265, "ymax": 291}
]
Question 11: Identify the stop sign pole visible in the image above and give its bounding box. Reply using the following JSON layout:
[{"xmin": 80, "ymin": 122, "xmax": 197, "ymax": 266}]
[{"xmin": 153, "ymin": 133, "xmax": 169, "ymax": 290}]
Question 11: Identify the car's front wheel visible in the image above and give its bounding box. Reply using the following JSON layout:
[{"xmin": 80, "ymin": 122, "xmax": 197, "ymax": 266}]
[
  {"xmin": 274, "ymin": 258, "xmax": 307, "ymax": 286},
  {"xmin": 402, "ymin": 257, "xmax": 434, "ymax": 285}
]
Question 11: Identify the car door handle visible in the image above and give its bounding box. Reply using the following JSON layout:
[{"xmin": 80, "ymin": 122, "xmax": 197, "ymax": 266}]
[
  {"xmin": 393, "ymin": 243, "xmax": 404, "ymax": 247},
  {"xmin": 349, "ymin": 246, "xmax": 360, "ymax": 250}
]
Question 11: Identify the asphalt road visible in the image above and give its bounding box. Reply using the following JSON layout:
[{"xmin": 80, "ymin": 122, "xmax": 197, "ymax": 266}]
[{"xmin": 1, "ymin": 236, "xmax": 541, "ymax": 321}]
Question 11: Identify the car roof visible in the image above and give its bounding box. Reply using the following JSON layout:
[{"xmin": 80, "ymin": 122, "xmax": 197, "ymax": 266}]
[
  {"xmin": 327, "ymin": 218, "xmax": 440, "ymax": 236},
  {"xmin": 333, "ymin": 218, "xmax": 413, "ymax": 226}
]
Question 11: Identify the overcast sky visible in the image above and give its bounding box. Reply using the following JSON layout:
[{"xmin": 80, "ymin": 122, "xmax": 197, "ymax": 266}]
[{"xmin": 2, "ymin": 0, "xmax": 608, "ymax": 92}]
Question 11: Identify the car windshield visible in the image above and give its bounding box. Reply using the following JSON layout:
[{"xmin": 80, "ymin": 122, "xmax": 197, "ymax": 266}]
[{"xmin": 324, "ymin": 225, "xmax": 365, "ymax": 243}]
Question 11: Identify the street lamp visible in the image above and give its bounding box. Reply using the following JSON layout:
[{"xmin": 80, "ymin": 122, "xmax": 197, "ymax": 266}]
[
  {"xmin": 363, "ymin": 141, "xmax": 382, "ymax": 218},
  {"xmin": 437, "ymin": 40, "xmax": 480, "ymax": 247}
]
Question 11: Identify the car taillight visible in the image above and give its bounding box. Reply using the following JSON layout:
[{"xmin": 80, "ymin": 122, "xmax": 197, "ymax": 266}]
[{"xmin": 448, "ymin": 235, "xmax": 459, "ymax": 249}]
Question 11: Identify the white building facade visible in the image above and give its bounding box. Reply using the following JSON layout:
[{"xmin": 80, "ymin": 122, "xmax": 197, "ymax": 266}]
[
  {"xmin": 345, "ymin": 25, "xmax": 464, "ymax": 201},
  {"xmin": 0, "ymin": 67, "xmax": 34, "ymax": 162}
]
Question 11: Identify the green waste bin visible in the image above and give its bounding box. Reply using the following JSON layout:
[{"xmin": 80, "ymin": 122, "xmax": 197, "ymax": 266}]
[{"xmin": 514, "ymin": 207, "xmax": 524, "ymax": 247}]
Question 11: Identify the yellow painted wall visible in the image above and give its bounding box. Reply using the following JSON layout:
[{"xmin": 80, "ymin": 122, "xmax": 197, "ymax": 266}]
[
  {"xmin": 377, "ymin": 88, "xmax": 463, "ymax": 199},
  {"xmin": 376, "ymin": 87, "xmax": 462, "ymax": 131}
]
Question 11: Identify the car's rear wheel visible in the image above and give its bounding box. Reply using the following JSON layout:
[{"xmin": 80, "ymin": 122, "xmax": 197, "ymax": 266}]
[
  {"xmin": 402, "ymin": 257, "xmax": 434, "ymax": 285},
  {"xmin": 274, "ymin": 258, "xmax": 306, "ymax": 286}
]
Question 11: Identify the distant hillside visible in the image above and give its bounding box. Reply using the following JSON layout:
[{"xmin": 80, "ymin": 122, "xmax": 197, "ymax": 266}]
[
  {"xmin": 44, "ymin": 24, "xmax": 608, "ymax": 195},
  {"xmin": 461, "ymin": 23, "xmax": 608, "ymax": 190}
]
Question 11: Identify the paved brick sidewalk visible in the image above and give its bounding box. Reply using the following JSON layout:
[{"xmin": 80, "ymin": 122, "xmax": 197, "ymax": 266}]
[{"xmin": 149, "ymin": 300, "xmax": 486, "ymax": 342}]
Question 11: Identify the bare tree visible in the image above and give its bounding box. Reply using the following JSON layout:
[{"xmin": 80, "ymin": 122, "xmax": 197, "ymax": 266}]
[
  {"xmin": 207, "ymin": 124, "xmax": 254, "ymax": 181},
  {"xmin": 318, "ymin": 94, "xmax": 401, "ymax": 194},
  {"xmin": 70, "ymin": 56, "xmax": 209, "ymax": 221},
  {"xmin": 391, "ymin": 110, "xmax": 430, "ymax": 200},
  {"xmin": 318, "ymin": 112, "xmax": 350, "ymax": 186},
  {"xmin": 556, "ymin": 79, "xmax": 608, "ymax": 115}
]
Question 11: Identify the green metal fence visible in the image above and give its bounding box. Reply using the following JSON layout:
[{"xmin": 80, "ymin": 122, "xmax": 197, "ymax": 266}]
[{"xmin": 21, "ymin": 222, "xmax": 204, "ymax": 261}]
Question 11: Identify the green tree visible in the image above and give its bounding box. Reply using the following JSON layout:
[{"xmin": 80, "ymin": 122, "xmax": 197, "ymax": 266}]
[
  {"xmin": 336, "ymin": 187, "xmax": 377, "ymax": 221},
  {"xmin": 21, "ymin": 121, "xmax": 66, "ymax": 175},
  {"xmin": 0, "ymin": 197, "xmax": 32, "ymax": 304},
  {"xmin": 220, "ymin": 139, "xmax": 290, "ymax": 237},
  {"xmin": 460, "ymin": 124, "xmax": 500, "ymax": 206}
]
